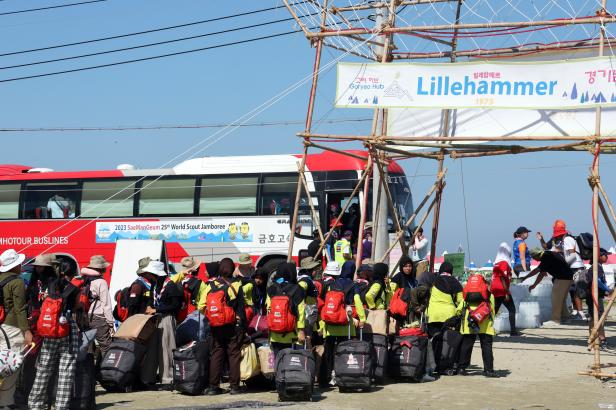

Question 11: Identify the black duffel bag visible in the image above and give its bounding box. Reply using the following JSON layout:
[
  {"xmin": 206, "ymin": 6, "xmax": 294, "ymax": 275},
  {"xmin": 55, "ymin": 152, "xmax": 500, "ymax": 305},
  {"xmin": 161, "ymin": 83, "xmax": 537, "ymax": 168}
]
[{"xmin": 100, "ymin": 338, "xmax": 147, "ymax": 391}]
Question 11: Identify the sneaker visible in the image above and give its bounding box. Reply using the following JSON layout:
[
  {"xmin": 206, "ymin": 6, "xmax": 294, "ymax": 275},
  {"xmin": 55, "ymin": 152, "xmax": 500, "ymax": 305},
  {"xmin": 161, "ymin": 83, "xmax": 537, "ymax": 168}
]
[
  {"xmin": 421, "ymin": 373, "xmax": 436, "ymax": 382},
  {"xmin": 509, "ymin": 330, "xmax": 522, "ymax": 337},
  {"xmin": 483, "ymin": 370, "xmax": 498, "ymax": 378},
  {"xmin": 206, "ymin": 387, "xmax": 224, "ymax": 396},
  {"xmin": 541, "ymin": 320, "xmax": 560, "ymax": 328},
  {"xmin": 458, "ymin": 368, "xmax": 469, "ymax": 376}
]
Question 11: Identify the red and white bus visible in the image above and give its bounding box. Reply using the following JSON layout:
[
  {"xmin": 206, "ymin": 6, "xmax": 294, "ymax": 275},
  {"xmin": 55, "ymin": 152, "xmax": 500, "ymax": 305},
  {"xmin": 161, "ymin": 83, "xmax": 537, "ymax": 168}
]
[{"xmin": 0, "ymin": 150, "xmax": 411, "ymax": 278}]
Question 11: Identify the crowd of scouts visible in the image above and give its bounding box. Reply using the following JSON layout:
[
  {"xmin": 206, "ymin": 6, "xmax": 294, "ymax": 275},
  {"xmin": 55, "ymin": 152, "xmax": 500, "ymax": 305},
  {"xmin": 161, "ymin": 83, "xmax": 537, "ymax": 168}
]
[{"xmin": 0, "ymin": 237, "xmax": 513, "ymax": 409}]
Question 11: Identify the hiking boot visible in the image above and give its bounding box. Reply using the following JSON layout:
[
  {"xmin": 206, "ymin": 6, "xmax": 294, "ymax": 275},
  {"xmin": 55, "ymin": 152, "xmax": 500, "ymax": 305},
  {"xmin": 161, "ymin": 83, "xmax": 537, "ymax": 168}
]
[
  {"xmin": 483, "ymin": 370, "xmax": 498, "ymax": 378},
  {"xmin": 206, "ymin": 387, "xmax": 224, "ymax": 396},
  {"xmin": 229, "ymin": 386, "xmax": 243, "ymax": 395}
]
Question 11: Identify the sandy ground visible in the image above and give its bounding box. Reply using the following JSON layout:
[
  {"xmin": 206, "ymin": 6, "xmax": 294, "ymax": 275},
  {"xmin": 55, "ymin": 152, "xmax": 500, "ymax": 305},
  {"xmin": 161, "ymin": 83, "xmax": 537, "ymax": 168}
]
[{"xmin": 96, "ymin": 320, "xmax": 616, "ymax": 410}]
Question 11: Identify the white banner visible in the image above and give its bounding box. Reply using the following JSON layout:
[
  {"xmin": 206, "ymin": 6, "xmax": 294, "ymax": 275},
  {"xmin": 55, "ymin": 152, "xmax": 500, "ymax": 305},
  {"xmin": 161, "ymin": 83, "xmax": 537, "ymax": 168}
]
[
  {"xmin": 387, "ymin": 107, "xmax": 616, "ymax": 140},
  {"xmin": 95, "ymin": 217, "xmax": 291, "ymax": 247},
  {"xmin": 336, "ymin": 57, "xmax": 616, "ymax": 109}
]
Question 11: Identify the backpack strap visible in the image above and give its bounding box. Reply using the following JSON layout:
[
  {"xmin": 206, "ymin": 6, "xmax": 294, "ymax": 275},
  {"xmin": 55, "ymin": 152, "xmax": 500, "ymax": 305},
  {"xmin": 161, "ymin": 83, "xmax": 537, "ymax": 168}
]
[
  {"xmin": 0, "ymin": 326, "xmax": 10, "ymax": 350},
  {"xmin": 186, "ymin": 277, "xmax": 202, "ymax": 306}
]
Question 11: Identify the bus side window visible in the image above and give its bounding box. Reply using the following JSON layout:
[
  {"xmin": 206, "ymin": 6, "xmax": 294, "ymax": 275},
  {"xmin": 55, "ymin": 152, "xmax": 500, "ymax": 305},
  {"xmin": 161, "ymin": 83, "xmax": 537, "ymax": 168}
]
[
  {"xmin": 22, "ymin": 183, "xmax": 79, "ymax": 219},
  {"xmin": 0, "ymin": 184, "xmax": 21, "ymax": 220},
  {"xmin": 260, "ymin": 175, "xmax": 298, "ymax": 216}
]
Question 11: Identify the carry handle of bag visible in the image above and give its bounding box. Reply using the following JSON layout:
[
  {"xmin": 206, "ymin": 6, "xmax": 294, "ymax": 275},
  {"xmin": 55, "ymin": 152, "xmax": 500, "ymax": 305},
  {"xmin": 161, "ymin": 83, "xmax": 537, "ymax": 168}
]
[{"xmin": 291, "ymin": 340, "xmax": 308, "ymax": 350}]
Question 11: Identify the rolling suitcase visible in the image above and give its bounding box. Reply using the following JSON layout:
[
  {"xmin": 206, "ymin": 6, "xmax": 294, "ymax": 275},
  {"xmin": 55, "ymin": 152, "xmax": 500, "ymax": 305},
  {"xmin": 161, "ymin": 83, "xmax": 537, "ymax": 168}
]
[
  {"xmin": 173, "ymin": 339, "xmax": 210, "ymax": 395},
  {"xmin": 100, "ymin": 338, "xmax": 147, "ymax": 391},
  {"xmin": 275, "ymin": 345, "xmax": 315, "ymax": 402},
  {"xmin": 388, "ymin": 334, "xmax": 428, "ymax": 381},
  {"xmin": 370, "ymin": 334, "xmax": 388, "ymax": 383},
  {"xmin": 334, "ymin": 325, "xmax": 372, "ymax": 392},
  {"xmin": 438, "ymin": 329, "xmax": 462, "ymax": 374},
  {"xmin": 174, "ymin": 312, "xmax": 210, "ymax": 395}
]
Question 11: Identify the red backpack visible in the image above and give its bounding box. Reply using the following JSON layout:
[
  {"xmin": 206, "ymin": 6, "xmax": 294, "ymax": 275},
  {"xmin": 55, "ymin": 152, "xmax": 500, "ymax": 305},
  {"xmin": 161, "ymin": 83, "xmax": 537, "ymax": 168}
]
[
  {"xmin": 177, "ymin": 277, "xmax": 201, "ymax": 323},
  {"xmin": 37, "ymin": 295, "xmax": 70, "ymax": 339},
  {"xmin": 113, "ymin": 287, "xmax": 130, "ymax": 322},
  {"xmin": 388, "ymin": 287, "xmax": 412, "ymax": 319},
  {"xmin": 267, "ymin": 292, "xmax": 297, "ymax": 333},
  {"xmin": 315, "ymin": 278, "xmax": 333, "ymax": 315},
  {"xmin": 71, "ymin": 277, "xmax": 102, "ymax": 314},
  {"xmin": 206, "ymin": 281, "xmax": 237, "ymax": 327},
  {"xmin": 463, "ymin": 274, "xmax": 490, "ymax": 303},
  {"xmin": 321, "ymin": 283, "xmax": 353, "ymax": 325},
  {"xmin": 0, "ymin": 276, "xmax": 19, "ymax": 324}
]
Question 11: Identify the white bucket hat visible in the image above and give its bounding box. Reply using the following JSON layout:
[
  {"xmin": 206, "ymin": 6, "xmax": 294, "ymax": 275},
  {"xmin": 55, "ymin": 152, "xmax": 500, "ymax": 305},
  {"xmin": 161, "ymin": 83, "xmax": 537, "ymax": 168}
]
[
  {"xmin": 0, "ymin": 249, "xmax": 26, "ymax": 273},
  {"xmin": 143, "ymin": 260, "xmax": 167, "ymax": 277},
  {"xmin": 324, "ymin": 261, "xmax": 341, "ymax": 276}
]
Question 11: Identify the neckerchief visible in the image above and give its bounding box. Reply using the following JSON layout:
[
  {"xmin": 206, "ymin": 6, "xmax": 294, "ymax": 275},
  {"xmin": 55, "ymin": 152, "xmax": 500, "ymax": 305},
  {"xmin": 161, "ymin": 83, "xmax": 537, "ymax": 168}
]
[
  {"xmin": 154, "ymin": 277, "xmax": 171, "ymax": 307},
  {"xmin": 137, "ymin": 276, "xmax": 152, "ymax": 291}
]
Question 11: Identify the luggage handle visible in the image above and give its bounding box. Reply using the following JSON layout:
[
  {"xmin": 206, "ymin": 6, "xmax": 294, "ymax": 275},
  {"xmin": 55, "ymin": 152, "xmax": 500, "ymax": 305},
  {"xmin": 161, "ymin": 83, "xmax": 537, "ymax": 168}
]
[
  {"xmin": 345, "ymin": 309, "xmax": 363, "ymax": 341},
  {"xmin": 198, "ymin": 310, "xmax": 203, "ymax": 342},
  {"xmin": 347, "ymin": 309, "xmax": 352, "ymax": 340}
]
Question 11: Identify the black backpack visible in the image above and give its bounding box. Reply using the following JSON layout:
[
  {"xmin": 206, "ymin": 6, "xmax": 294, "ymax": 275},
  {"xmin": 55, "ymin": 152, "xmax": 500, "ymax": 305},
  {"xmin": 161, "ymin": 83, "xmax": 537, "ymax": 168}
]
[{"xmin": 575, "ymin": 233, "xmax": 593, "ymax": 261}]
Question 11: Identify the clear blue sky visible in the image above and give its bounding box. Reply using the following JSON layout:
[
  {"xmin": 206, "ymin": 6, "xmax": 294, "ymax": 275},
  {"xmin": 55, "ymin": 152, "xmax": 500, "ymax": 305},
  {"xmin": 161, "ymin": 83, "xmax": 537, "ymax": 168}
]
[{"xmin": 1, "ymin": 0, "xmax": 615, "ymax": 264}]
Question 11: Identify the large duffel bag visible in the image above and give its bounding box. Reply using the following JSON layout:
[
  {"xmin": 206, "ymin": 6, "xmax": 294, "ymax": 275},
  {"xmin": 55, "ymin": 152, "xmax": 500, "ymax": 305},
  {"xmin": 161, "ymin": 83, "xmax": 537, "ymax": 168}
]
[
  {"xmin": 275, "ymin": 347, "xmax": 315, "ymax": 402},
  {"xmin": 438, "ymin": 329, "xmax": 462, "ymax": 373},
  {"xmin": 334, "ymin": 328, "xmax": 372, "ymax": 391},
  {"xmin": 100, "ymin": 339, "xmax": 147, "ymax": 391},
  {"xmin": 370, "ymin": 334, "xmax": 387, "ymax": 383},
  {"xmin": 173, "ymin": 339, "xmax": 210, "ymax": 395},
  {"xmin": 388, "ymin": 335, "xmax": 428, "ymax": 381},
  {"xmin": 114, "ymin": 314, "xmax": 157, "ymax": 344}
]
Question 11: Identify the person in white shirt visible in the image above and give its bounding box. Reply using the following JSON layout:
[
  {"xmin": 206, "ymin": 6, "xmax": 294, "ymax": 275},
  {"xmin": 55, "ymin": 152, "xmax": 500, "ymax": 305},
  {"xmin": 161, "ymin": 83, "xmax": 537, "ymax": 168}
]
[
  {"xmin": 47, "ymin": 195, "xmax": 75, "ymax": 219},
  {"xmin": 411, "ymin": 227, "xmax": 430, "ymax": 278},
  {"xmin": 537, "ymin": 219, "xmax": 587, "ymax": 321},
  {"xmin": 561, "ymin": 233, "xmax": 588, "ymax": 321},
  {"xmin": 81, "ymin": 255, "xmax": 114, "ymax": 355}
]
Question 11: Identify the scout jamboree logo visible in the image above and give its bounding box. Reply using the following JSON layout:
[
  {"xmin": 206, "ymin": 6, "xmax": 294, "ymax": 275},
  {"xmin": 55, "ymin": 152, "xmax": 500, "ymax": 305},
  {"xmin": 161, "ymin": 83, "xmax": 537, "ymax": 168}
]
[
  {"xmin": 346, "ymin": 353, "xmax": 360, "ymax": 370},
  {"xmin": 347, "ymin": 72, "xmax": 413, "ymax": 105}
]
